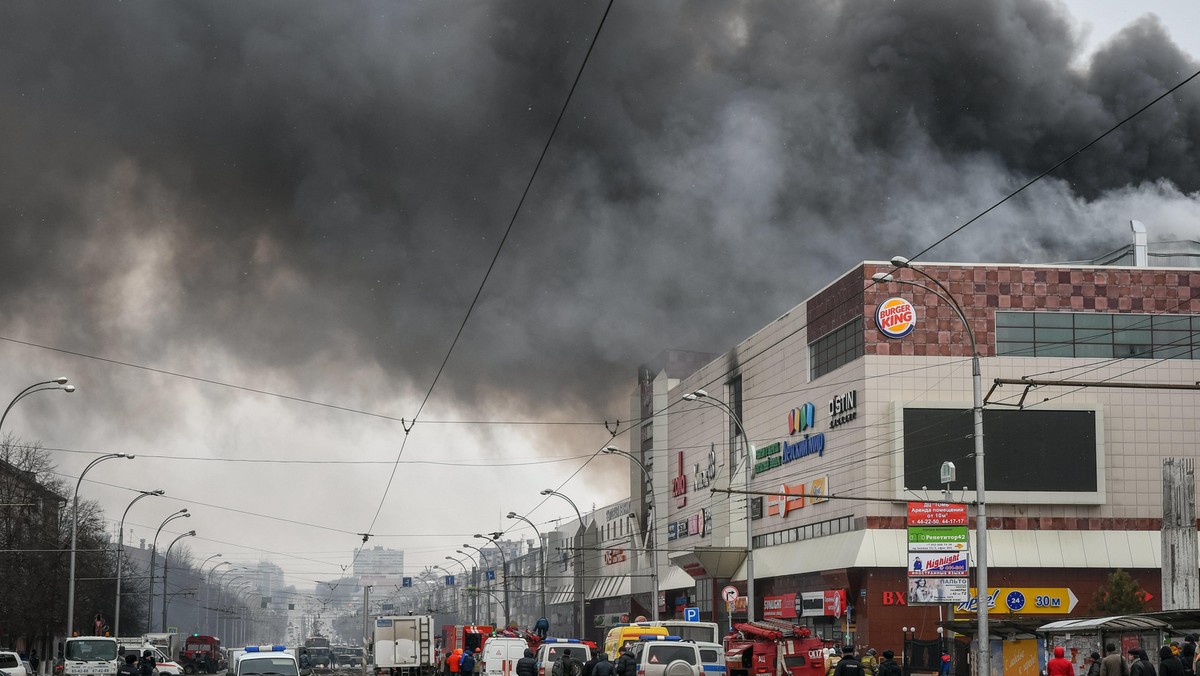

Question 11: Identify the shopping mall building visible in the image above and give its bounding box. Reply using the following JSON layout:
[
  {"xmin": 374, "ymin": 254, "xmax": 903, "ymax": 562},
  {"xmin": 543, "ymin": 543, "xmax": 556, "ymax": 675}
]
[{"xmin": 615, "ymin": 228, "xmax": 1200, "ymax": 655}]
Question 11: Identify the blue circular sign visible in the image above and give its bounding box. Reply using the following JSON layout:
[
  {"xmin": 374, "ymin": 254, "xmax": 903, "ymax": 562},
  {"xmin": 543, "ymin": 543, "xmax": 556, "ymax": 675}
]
[{"xmin": 1006, "ymin": 591, "xmax": 1026, "ymax": 611}]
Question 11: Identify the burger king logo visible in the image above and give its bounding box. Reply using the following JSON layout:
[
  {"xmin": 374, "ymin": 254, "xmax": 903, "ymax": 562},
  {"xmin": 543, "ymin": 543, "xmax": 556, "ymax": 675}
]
[{"xmin": 876, "ymin": 297, "xmax": 916, "ymax": 338}]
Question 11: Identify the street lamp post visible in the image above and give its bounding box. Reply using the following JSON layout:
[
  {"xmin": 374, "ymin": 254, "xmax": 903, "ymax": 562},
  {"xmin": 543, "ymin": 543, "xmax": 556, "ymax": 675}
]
[
  {"xmin": 0, "ymin": 377, "xmax": 74, "ymax": 437},
  {"xmin": 876, "ymin": 256, "xmax": 988, "ymax": 676},
  {"xmin": 433, "ymin": 564, "xmax": 461, "ymax": 619},
  {"xmin": 199, "ymin": 557, "xmax": 227, "ymax": 634},
  {"xmin": 114, "ymin": 489, "xmax": 164, "ymax": 637},
  {"xmin": 445, "ymin": 556, "xmax": 471, "ymax": 621},
  {"xmin": 68, "ymin": 452, "xmax": 134, "ymax": 636},
  {"xmin": 601, "ymin": 446, "xmax": 660, "ymax": 621},
  {"xmin": 462, "ymin": 544, "xmax": 488, "ymax": 624},
  {"xmin": 474, "ymin": 533, "xmax": 510, "ymax": 626},
  {"xmin": 161, "ymin": 531, "xmax": 197, "ymax": 631},
  {"xmin": 507, "ymin": 511, "xmax": 547, "ymax": 622},
  {"xmin": 147, "ymin": 509, "xmax": 190, "ymax": 633},
  {"xmin": 681, "ymin": 390, "xmax": 757, "ymax": 622},
  {"xmin": 539, "ymin": 490, "xmax": 586, "ymax": 637}
]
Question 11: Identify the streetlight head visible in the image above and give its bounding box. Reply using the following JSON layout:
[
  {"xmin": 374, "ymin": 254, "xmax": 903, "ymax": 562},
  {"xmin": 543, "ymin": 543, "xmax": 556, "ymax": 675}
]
[
  {"xmin": 539, "ymin": 489, "xmax": 553, "ymax": 496},
  {"xmin": 890, "ymin": 255, "xmax": 911, "ymax": 268},
  {"xmin": 63, "ymin": 385, "xmax": 76, "ymax": 393},
  {"xmin": 178, "ymin": 508, "xmax": 189, "ymax": 514},
  {"xmin": 124, "ymin": 454, "xmax": 135, "ymax": 460},
  {"xmin": 54, "ymin": 376, "xmax": 69, "ymax": 385},
  {"xmin": 473, "ymin": 533, "xmax": 485, "ymax": 539},
  {"xmin": 871, "ymin": 272, "xmax": 894, "ymax": 283},
  {"xmin": 602, "ymin": 446, "xmax": 622, "ymax": 454},
  {"xmin": 186, "ymin": 530, "xmax": 196, "ymax": 536},
  {"xmin": 506, "ymin": 512, "xmax": 517, "ymax": 519},
  {"xmin": 445, "ymin": 556, "xmax": 453, "ymax": 560},
  {"xmin": 689, "ymin": 389, "xmax": 708, "ymax": 399}
]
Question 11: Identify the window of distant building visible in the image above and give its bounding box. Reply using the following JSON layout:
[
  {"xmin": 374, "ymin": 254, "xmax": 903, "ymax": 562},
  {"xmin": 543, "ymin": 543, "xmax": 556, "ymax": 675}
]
[
  {"xmin": 809, "ymin": 316, "xmax": 864, "ymax": 379},
  {"xmin": 996, "ymin": 311, "xmax": 1200, "ymax": 359}
]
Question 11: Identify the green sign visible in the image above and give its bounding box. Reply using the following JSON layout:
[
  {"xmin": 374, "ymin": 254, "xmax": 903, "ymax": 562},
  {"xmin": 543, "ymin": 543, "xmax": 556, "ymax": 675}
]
[
  {"xmin": 754, "ymin": 442, "xmax": 782, "ymax": 474},
  {"xmin": 907, "ymin": 525, "xmax": 969, "ymax": 551}
]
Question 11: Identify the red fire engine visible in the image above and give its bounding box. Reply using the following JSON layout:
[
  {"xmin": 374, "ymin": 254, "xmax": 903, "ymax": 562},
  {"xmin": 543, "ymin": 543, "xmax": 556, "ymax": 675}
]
[
  {"xmin": 724, "ymin": 621, "xmax": 831, "ymax": 676},
  {"xmin": 441, "ymin": 625, "xmax": 495, "ymax": 657}
]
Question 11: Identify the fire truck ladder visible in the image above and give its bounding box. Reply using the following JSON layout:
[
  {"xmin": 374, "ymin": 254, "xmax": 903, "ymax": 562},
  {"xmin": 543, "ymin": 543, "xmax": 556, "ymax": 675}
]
[{"xmin": 733, "ymin": 620, "xmax": 811, "ymax": 640}]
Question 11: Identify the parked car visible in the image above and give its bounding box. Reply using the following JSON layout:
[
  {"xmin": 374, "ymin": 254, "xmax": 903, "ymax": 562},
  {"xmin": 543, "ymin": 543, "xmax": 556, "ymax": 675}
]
[{"xmin": 0, "ymin": 652, "xmax": 30, "ymax": 676}]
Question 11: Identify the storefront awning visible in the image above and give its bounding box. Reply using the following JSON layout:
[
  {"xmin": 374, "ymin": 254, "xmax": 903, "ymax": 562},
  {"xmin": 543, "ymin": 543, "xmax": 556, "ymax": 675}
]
[
  {"xmin": 669, "ymin": 547, "xmax": 747, "ymax": 579},
  {"xmin": 659, "ymin": 566, "xmax": 695, "ymax": 591},
  {"xmin": 550, "ymin": 584, "xmax": 575, "ymax": 605},
  {"xmin": 1039, "ymin": 616, "xmax": 1171, "ymax": 633},
  {"xmin": 588, "ymin": 575, "xmax": 631, "ymax": 600}
]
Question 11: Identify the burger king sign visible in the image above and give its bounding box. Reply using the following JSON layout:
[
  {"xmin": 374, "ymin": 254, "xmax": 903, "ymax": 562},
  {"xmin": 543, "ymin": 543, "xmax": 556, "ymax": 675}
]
[{"xmin": 876, "ymin": 297, "xmax": 916, "ymax": 338}]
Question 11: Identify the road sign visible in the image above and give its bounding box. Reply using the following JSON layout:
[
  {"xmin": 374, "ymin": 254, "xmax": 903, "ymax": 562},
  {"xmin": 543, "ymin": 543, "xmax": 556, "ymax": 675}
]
[
  {"xmin": 907, "ymin": 502, "xmax": 968, "ymax": 526},
  {"xmin": 684, "ymin": 607, "xmax": 700, "ymax": 622},
  {"xmin": 721, "ymin": 586, "xmax": 739, "ymax": 603},
  {"xmin": 907, "ymin": 525, "xmax": 969, "ymax": 551},
  {"xmin": 954, "ymin": 587, "xmax": 1078, "ymax": 615},
  {"xmin": 402, "ymin": 577, "xmax": 412, "ymax": 588}
]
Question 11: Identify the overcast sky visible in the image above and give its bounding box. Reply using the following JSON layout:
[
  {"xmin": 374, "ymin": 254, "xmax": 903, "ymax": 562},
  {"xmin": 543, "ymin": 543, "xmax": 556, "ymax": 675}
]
[{"xmin": 2, "ymin": 0, "xmax": 1199, "ymax": 599}]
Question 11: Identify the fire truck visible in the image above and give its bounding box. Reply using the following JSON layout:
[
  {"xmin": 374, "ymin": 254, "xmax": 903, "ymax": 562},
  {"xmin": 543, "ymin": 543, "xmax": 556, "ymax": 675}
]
[
  {"xmin": 180, "ymin": 635, "xmax": 223, "ymax": 674},
  {"xmin": 723, "ymin": 621, "xmax": 832, "ymax": 676},
  {"xmin": 440, "ymin": 625, "xmax": 495, "ymax": 657}
]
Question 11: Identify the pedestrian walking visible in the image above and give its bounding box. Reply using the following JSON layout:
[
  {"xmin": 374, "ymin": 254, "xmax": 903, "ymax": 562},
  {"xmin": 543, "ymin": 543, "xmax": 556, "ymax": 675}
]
[
  {"xmin": 517, "ymin": 650, "xmax": 538, "ymax": 676},
  {"xmin": 1100, "ymin": 644, "xmax": 1129, "ymax": 676},
  {"xmin": 1048, "ymin": 646, "xmax": 1075, "ymax": 676},
  {"xmin": 459, "ymin": 649, "xmax": 475, "ymax": 676},
  {"xmin": 876, "ymin": 651, "xmax": 901, "ymax": 676},
  {"xmin": 555, "ymin": 649, "xmax": 582, "ymax": 676},
  {"xmin": 449, "ymin": 648, "xmax": 463, "ymax": 676},
  {"xmin": 584, "ymin": 651, "xmax": 601, "ymax": 676},
  {"xmin": 615, "ymin": 646, "xmax": 637, "ymax": 676},
  {"xmin": 1161, "ymin": 646, "xmax": 1186, "ymax": 676},
  {"xmin": 1129, "ymin": 650, "xmax": 1154, "ymax": 676},
  {"xmin": 139, "ymin": 651, "xmax": 155, "ymax": 676},
  {"xmin": 119, "ymin": 655, "xmax": 139, "ymax": 676},
  {"xmin": 1183, "ymin": 638, "xmax": 1197, "ymax": 676},
  {"xmin": 30, "ymin": 649, "xmax": 39, "ymax": 676},
  {"xmin": 592, "ymin": 655, "xmax": 614, "ymax": 676}
]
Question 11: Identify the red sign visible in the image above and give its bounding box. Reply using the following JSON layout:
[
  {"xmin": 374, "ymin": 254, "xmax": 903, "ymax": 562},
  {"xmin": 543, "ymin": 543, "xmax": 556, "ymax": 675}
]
[
  {"xmin": 907, "ymin": 502, "xmax": 968, "ymax": 526},
  {"xmin": 604, "ymin": 549, "xmax": 627, "ymax": 565},
  {"xmin": 824, "ymin": 589, "xmax": 846, "ymax": 618},
  {"xmin": 763, "ymin": 593, "xmax": 797, "ymax": 619},
  {"xmin": 672, "ymin": 451, "xmax": 688, "ymax": 507}
]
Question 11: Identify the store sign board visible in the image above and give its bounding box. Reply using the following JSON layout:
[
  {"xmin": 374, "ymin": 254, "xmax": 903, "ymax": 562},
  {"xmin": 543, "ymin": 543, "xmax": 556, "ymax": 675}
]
[
  {"xmin": 907, "ymin": 502, "xmax": 968, "ymax": 526},
  {"xmin": 907, "ymin": 552, "xmax": 968, "ymax": 577},
  {"xmin": 763, "ymin": 593, "xmax": 797, "ymax": 619},
  {"xmin": 907, "ymin": 525, "xmax": 969, "ymax": 551},
  {"xmin": 798, "ymin": 590, "xmax": 845, "ymax": 618},
  {"xmin": 908, "ymin": 577, "xmax": 970, "ymax": 604}
]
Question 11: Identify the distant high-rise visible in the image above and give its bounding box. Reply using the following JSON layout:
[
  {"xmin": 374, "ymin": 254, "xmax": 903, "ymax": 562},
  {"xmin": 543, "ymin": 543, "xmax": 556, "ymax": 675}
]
[{"xmin": 354, "ymin": 545, "xmax": 405, "ymax": 585}]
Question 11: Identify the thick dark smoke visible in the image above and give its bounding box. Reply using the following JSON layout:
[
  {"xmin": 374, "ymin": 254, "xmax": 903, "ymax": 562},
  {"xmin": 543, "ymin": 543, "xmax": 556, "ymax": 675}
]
[{"xmin": 1, "ymin": 0, "xmax": 1198, "ymax": 430}]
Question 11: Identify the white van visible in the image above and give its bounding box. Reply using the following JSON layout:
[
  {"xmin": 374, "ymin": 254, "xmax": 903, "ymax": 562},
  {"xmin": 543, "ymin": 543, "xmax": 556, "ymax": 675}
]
[
  {"xmin": 481, "ymin": 637, "xmax": 529, "ymax": 676},
  {"xmin": 63, "ymin": 637, "xmax": 120, "ymax": 676}
]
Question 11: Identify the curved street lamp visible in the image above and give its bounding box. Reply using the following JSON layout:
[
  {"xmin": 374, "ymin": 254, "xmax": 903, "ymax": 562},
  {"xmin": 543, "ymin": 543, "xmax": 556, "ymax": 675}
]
[
  {"xmin": 68, "ymin": 452, "xmax": 134, "ymax": 636},
  {"xmin": 474, "ymin": 533, "xmax": 510, "ymax": 625},
  {"xmin": 0, "ymin": 377, "xmax": 74, "ymax": 437},
  {"xmin": 161, "ymin": 530, "xmax": 197, "ymax": 631},
  {"xmin": 539, "ymin": 489, "xmax": 585, "ymax": 636},
  {"xmin": 114, "ymin": 489, "xmax": 164, "ymax": 636},
  {"xmin": 876, "ymin": 257, "xmax": 989, "ymax": 676},
  {"xmin": 147, "ymin": 509, "xmax": 190, "ymax": 632},
  {"xmin": 602, "ymin": 446, "xmax": 660, "ymax": 621},
  {"xmin": 682, "ymin": 389, "xmax": 757, "ymax": 621},
  {"xmin": 507, "ymin": 511, "xmax": 547, "ymax": 621},
  {"xmin": 199, "ymin": 557, "xmax": 228, "ymax": 634}
]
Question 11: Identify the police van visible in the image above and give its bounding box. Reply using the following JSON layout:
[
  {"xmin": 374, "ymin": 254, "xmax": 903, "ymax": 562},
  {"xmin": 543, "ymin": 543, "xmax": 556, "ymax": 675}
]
[
  {"xmin": 629, "ymin": 637, "xmax": 701, "ymax": 676},
  {"xmin": 234, "ymin": 646, "xmax": 299, "ymax": 676}
]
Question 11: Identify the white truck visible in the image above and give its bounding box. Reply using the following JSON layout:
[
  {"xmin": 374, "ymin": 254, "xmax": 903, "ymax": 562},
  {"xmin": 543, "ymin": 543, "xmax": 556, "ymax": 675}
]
[
  {"xmin": 373, "ymin": 615, "xmax": 436, "ymax": 676},
  {"xmin": 63, "ymin": 636, "xmax": 120, "ymax": 676}
]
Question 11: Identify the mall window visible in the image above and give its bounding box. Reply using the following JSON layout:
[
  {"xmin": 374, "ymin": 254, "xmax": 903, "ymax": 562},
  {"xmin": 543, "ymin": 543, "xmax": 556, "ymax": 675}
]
[
  {"xmin": 752, "ymin": 516, "xmax": 853, "ymax": 549},
  {"xmin": 995, "ymin": 312, "xmax": 1200, "ymax": 359},
  {"xmin": 809, "ymin": 317, "xmax": 864, "ymax": 380}
]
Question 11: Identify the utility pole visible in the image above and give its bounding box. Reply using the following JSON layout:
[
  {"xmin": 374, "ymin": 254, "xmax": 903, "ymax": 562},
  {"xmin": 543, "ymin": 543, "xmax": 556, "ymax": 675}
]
[{"xmin": 361, "ymin": 586, "xmax": 371, "ymax": 676}]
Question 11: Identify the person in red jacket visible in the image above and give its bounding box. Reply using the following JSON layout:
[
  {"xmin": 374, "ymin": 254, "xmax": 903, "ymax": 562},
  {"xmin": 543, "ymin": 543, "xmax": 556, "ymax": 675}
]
[{"xmin": 1048, "ymin": 646, "xmax": 1075, "ymax": 676}]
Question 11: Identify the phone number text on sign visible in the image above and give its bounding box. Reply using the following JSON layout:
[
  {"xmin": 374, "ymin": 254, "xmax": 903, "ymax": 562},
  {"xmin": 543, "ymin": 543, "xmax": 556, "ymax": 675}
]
[{"xmin": 907, "ymin": 501, "xmax": 968, "ymax": 526}]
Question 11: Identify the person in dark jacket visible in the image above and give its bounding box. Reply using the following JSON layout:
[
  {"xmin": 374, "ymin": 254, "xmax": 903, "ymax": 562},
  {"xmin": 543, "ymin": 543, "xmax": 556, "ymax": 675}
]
[
  {"xmin": 614, "ymin": 646, "xmax": 638, "ymax": 676},
  {"xmin": 592, "ymin": 655, "xmax": 614, "ymax": 676},
  {"xmin": 516, "ymin": 649, "xmax": 538, "ymax": 676},
  {"xmin": 119, "ymin": 655, "xmax": 140, "ymax": 676},
  {"xmin": 1128, "ymin": 649, "xmax": 1154, "ymax": 676},
  {"xmin": 833, "ymin": 647, "xmax": 864, "ymax": 676},
  {"xmin": 1086, "ymin": 653, "xmax": 1103, "ymax": 676},
  {"xmin": 876, "ymin": 651, "xmax": 901, "ymax": 676},
  {"xmin": 1183, "ymin": 637, "xmax": 1197, "ymax": 676},
  {"xmin": 139, "ymin": 651, "xmax": 156, "ymax": 676},
  {"xmin": 583, "ymin": 653, "xmax": 601, "ymax": 676},
  {"xmin": 1162, "ymin": 646, "xmax": 1186, "ymax": 676}
]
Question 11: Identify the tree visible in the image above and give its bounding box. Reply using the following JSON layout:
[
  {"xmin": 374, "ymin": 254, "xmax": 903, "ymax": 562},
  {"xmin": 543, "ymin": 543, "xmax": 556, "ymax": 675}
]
[{"xmin": 1090, "ymin": 569, "xmax": 1151, "ymax": 614}]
